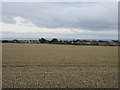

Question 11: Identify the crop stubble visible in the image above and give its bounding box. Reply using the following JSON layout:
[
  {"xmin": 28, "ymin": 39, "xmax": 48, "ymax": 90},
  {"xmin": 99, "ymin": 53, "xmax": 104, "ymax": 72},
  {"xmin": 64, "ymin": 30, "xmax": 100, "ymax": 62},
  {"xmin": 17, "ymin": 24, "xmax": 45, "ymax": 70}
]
[{"xmin": 2, "ymin": 43, "xmax": 118, "ymax": 88}]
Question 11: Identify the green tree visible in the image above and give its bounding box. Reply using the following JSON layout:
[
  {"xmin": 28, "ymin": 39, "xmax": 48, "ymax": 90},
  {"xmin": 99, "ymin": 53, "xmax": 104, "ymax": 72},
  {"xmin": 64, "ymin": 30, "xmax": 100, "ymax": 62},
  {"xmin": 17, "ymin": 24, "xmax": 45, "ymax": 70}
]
[
  {"xmin": 51, "ymin": 38, "xmax": 59, "ymax": 43},
  {"xmin": 39, "ymin": 38, "xmax": 46, "ymax": 43}
]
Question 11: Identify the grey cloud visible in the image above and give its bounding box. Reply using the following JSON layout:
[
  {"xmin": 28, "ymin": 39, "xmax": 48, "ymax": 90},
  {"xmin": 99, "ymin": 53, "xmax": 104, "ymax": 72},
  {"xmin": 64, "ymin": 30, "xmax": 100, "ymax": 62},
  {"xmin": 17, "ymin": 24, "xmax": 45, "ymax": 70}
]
[{"xmin": 2, "ymin": 2, "xmax": 118, "ymax": 31}]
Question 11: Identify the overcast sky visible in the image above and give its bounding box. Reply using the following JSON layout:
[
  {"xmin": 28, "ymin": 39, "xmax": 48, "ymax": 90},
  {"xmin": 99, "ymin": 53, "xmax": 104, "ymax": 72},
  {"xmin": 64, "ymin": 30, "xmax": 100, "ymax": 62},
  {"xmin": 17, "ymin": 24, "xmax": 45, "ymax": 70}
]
[{"xmin": 1, "ymin": 2, "xmax": 118, "ymax": 40}]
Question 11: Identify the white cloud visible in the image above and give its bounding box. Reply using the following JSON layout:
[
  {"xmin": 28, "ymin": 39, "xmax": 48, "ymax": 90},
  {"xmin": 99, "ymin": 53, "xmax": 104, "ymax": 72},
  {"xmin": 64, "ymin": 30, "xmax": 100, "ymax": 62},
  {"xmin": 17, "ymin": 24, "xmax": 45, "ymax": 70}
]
[
  {"xmin": 13, "ymin": 16, "xmax": 36, "ymax": 27},
  {"xmin": 13, "ymin": 16, "xmax": 25, "ymax": 25},
  {"xmin": 1, "ymin": 16, "xmax": 118, "ymax": 40},
  {"xmin": 2, "ymin": 16, "xmax": 93, "ymax": 34}
]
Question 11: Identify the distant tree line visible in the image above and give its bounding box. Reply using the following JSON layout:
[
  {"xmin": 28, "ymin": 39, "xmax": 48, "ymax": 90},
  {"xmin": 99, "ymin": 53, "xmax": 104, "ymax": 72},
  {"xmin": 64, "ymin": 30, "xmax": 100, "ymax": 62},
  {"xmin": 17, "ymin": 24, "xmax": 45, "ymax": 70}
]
[{"xmin": 2, "ymin": 38, "xmax": 120, "ymax": 46}]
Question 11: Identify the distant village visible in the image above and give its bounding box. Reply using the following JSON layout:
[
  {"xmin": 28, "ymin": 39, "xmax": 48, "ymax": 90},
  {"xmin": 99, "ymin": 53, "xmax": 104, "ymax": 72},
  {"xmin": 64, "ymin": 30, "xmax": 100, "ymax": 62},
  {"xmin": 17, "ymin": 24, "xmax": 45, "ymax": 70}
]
[{"xmin": 2, "ymin": 38, "xmax": 120, "ymax": 46}]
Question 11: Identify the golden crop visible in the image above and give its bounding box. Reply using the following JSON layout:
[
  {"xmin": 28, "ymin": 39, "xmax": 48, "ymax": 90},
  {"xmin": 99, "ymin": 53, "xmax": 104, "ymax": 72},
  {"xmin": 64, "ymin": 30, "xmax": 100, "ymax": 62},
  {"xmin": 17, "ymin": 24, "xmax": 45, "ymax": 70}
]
[{"xmin": 2, "ymin": 43, "xmax": 118, "ymax": 88}]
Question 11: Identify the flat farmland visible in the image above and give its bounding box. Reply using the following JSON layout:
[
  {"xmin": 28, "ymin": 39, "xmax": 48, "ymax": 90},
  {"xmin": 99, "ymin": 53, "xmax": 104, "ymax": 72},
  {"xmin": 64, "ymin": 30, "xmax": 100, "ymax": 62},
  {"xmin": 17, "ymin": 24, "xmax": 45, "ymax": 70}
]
[{"xmin": 2, "ymin": 43, "xmax": 118, "ymax": 88}]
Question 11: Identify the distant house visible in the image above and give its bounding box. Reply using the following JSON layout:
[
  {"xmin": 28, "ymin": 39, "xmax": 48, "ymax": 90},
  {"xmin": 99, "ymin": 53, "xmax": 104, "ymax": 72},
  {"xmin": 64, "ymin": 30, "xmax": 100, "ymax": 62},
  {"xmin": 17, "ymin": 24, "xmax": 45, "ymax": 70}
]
[
  {"xmin": 76, "ymin": 41, "xmax": 82, "ymax": 44},
  {"xmin": 71, "ymin": 40, "xmax": 82, "ymax": 45},
  {"xmin": 98, "ymin": 41, "xmax": 109, "ymax": 46},
  {"xmin": 29, "ymin": 40, "xmax": 40, "ymax": 43},
  {"xmin": 91, "ymin": 41, "xmax": 98, "ymax": 45},
  {"xmin": 76, "ymin": 40, "xmax": 84, "ymax": 45},
  {"xmin": 109, "ymin": 40, "xmax": 119, "ymax": 46},
  {"xmin": 83, "ymin": 40, "xmax": 91, "ymax": 45},
  {"xmin": 24, "ymin": 40, "xmax": 30, "ymax": 43},
  {"xmin": 59, "ymin": 40, "xmax": 70, "ymax": 44},
  {"xmin": 71, "ymin": 40, "xmax": 91, "ymax": 45},
  {"xmin": 64, "ymin": 40, "xmax": 71, "ymax": 44}
]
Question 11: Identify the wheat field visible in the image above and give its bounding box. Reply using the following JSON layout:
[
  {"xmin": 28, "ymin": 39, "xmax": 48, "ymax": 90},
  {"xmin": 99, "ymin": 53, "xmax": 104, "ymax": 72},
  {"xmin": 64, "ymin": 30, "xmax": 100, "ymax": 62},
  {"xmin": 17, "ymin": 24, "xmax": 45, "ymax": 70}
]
[{"xmin": 2, "ymin": 43, "xmax": 118, "ymax": 88}]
